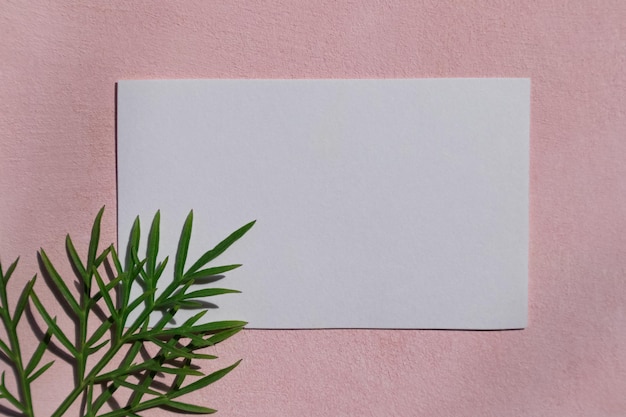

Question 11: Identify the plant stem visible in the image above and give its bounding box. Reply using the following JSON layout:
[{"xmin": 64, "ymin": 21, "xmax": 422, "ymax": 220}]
[
  {"xmin": 50, "ymin": 339, "xmax": 123, "ymax": 417},
  {"xmin": 6, "ymin": 320, "xmax": 34, "ymax": 417},
  {"xmin": 0, "ymin": 286, "xmax": 33, "ymax": 417},
  {"xmin": 77, "ymin": 277, "xmax": 90, "ymax": 411},
  {"xmin": 90, "ymin": 340, "xmax": 143, "ymax": 414}
]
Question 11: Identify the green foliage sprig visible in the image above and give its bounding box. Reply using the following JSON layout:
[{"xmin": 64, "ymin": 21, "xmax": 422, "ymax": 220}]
[{"xmin": 0, "ymin": 207, "xmax": 254, "ymax": 416}]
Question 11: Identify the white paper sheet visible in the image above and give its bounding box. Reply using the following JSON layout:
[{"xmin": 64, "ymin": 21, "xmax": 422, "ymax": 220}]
[{"xmin": 117, "ymin": 79, "xmax": 529, "ymax": 329}]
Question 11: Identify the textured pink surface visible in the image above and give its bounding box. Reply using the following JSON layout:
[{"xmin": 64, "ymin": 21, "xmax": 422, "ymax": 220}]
[{"xmin": 1, "ymin": 1, "xmax": 625, "ymax": 416}]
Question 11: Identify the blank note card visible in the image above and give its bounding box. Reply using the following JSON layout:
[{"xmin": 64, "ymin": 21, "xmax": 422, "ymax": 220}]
[{"xmin": 117, "ymin": 79, "xmax": 529, "ymax": 329}]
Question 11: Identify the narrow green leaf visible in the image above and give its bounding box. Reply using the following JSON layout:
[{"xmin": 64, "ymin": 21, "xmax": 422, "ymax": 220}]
[
  {"xmin": 130, "ymin": 248, "xmax": 143, "ymax": 275},
  {"xmin": 169, "ymin": 360, "xmax": 242, "ymax": 399},
  {"xmin": 66, "ymin": 234, "xmax": 86, "ymax": 278},
  {"xmin": 112, "ymin": 378, "xmax": 161, "ymax": 396},
  {"xmin": 162, "ymin": 300, "xmax": 204, "ymax": 309},
  {"xmin": 87, "ymin": 206, "xmax": 105, "ymax": 271},
  {"xmin": 182, "ymin": 288, "xmax": 241, "ymax": 300},
  {"xmin": 185, "ymin": 332, "xmax": 210, "ymax": 346},
  {"xmin": 109, "ymin": 245, "xmax": 123, "ymax": 274},
  {"xmin": 92, "ymin": 268, "xmax": 117, "ymax": 318},
  {"xmin": 30, "ymin": 292, "xmax": 77, "ymax": 355},
  {"xmin": 186, "ymin": 327, "xmax": 243, "ymax": 351},
  {"xmin": 25, "ymin": 325, "xmax": 53, "ymax": 374},
  {"xmin": 126, "ymin": 289, "xmax": 156, "ymax": 315},
  {"xmin": 27, "ymin": 360, "xmax": 54, "ymax": 382},
  {"xmin": 130, "ymin": 320, "xmax": 246, "ymax": 342},
  {"xmin": 122, "ymin": 288, "xmax": 157, "ymax": 335},
  {"xmin": 121, "ymin": 259, "xmax": 147, "ymax": 312},
  {"xmin": 189, "ymin": 320, "xmax": 247, "ymax": 334},
  {"xmin": 186, "ymin": 220, "xmax": 255, "ymax": 275},
  {"xmin": 146, "ymin": 210, "xmax": 160, "ymax": 278},
  {"xmin": 147, "ymin": 363, "xmax": 204, "ymax": 377},
  {"xmin": 184, "ymin": 264, "xmax": 242, "ymax": 282},
  {"xmin": 174, "ymin": 211, "xmax": 193, "ymax": 281},
  {"xmin": 96, "ymin": 397, "xmax": 165, "ymax": 417},
  {"xmin": 0, "ymin": 339, "xmax": 13, "ymax": 361},
  {"xmin": 152, "ymin": 305, "xmax": 180, "ymax": 332},
  {"xmin": 182, "ymin": 309, "xmax": 208, "ymax": 327},
  {"xmin": 39, "ymin": 249, "xmax": 81, "ymax": 316},
  {"xmin": 147, "ymin": 338, "xmax": 208, "ymax": 361},
  {"xmin": 86, "ymin": 316, "xmax": 114, "ymax": 347},
  {"xmin": 94, "ymin": 245, "xmax": 112, "ymax": 267},
  {"xmin": 126, "ymin": 216, "xmax": 141, "ymax": 271},
  {"xmin": 86, "ymin": 384, "xmax": 94, "ymax": 417},
  {"xmin": 1, "ymin": 257, "xmax": 19, "ymax": 284},
  {"xmin": 203, "ymin": 327, "xmax": 244, "ymax": 347},
  {"xmin": 91, "ymin": 274, "xmax": 123, "ymax": 306},
  {"xmin": 154, "ymin": 256, "xmax": 169, "ymax": 280},
  {"xmin": 94, "ymin": 361, "xmax": 154, "ymax": 383},
  {"xmin": 164, "ymin": 400, "xmax": 216, "ymax": 414},
  {"xmin": 88, "ymin": 338, "xmax": 110, "ymax": 355},
  {"xmin": 0, "ymin": 372, "xmax": 25, "ymax": 411},
  {"xmin": 13, "ymin": 276, "xmax": 36, "ymax": 325},
  {"xmin": 173, "ymin": 357, "xmax": 192, "ymax": 390}
]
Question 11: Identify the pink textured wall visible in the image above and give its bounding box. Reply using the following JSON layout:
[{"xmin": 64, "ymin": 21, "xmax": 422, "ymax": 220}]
[{"xmin": 1, "ymin": 1, "xmax": 625, "ymax": 416}]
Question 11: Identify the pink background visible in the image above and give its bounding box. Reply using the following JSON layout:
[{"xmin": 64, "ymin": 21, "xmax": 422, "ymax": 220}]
[{"xmin": 1, "ymin": 1, "xmax": 625, "ymax": 416}]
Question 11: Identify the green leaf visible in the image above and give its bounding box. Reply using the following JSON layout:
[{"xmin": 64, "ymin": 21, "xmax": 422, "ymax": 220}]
[
  {"xmin": 86, "ymin": 316, "xmax": 114, "ymax": 347},
  {"xmin": 109, "ymin": 246, "xmax": 123, "ymax": 275},
  {"xmin": 182, "ymin": 288, "xmax": 241, "ymax": 300},
  {"xmin": 173, "ymin": 357, "xmax": 192, "ymax": 390},
  {"xmin": 88, "ymin": 338, "xmax": 110, "ymax": 355},
  {"xmin": 112, "ymin": 378, "xmax": 161, "ymax": 396},
  {"xmin": 169, "ymin": 360, "xmax": 242, "ymax": 399},
  {"xmin": 92, "ymin": 268, "xmax": 118, "ymax": 319},
  {"xmin": 166, "ymin": 300, "xmax": 204, "ymax": 309},
  {"xmin": 87, "ymin": 206, "xmax": 105, "ymax": 271},
  {"xmin": 130, "ymin": 320, "xmax": 246, "ymax": 342},
  {"xmin": 30, "ymin": 292, "xmax": 77, "ymax": 355},
  {"xmin": 0, "ymin": 339, "xmax": 13, "ymax": 361},
  {"xmin": 0, "ymin": 371, "xmax": 25, "ymax": 411},
  {"xmin": 66, "ymin": 234, "xmax": 86, "ymax": 278},
  {"xmin": 126, "ymin": 289, "xmax": 156, "ymax": 315},
  {"xmin": 2, "ymin": 390, "xmax": 24, "ymax": 412},
  {"xmin": 91, "ymin": 273, "xmax": 123, "ymax": 308},
  {"xmin": 184, "ymin": 264, "xmax": 242, "ymax": 282},
  {"xmin": 27, "ymin": 360, "xmax": 54, "ymax": 383},
  {"xmin": 164, "ymin": 400, "xmax": 216, "ymax": 414},
  {"xmin": 122, "ymin": 289, "xmax": 157, "ymax": 335},
  {"xmin": 147, "ymin": 363, "xmax": 204, "ymax": 377},
  {"xmin": 186, "ymin": 220, "xmax": 255, "ymax": 275},
  {"xmin": 39, "ymin": 249, "xmax": 81, "ymax": 317},
  {"xmin": 121, "ymin": 259, "xmax": 147, "ymax": 312},
  {"xmin": 188, "ymin": 320, "xmax": 247, "ymax": 334},
  {"xmin": 148, "ymin": 338, "xmax": 213, "ymax": 361},
  {"xmin": 152, "ymin": 305, "xmax": 180, "ymax": 331},
  {"xmin": 25, "ymin": 325, "xmax": 53, "ymax": 374},
  {"xmin": 182, "ymin": 310, "xmax": 208, "ymax": 327},
  {"xmin": 203, "ymin": 327, "xmax": 244, "ymax": 347},
  {"xmin": 126, "ymin": 216, "xmax": 141, "ymax": 271},
  {"xmin": 13, "ymin": 275, "xmax": 36, "ymax": 325},
  {"xmin": 94, "ymin": 361, "xmax": 154, "ymax": 383},
  {"xmin": 146, "ymin": 210, "xmax": 160, "ymax": 279},
  {"xmin": 154, "ymin": 256, "xmax": 169, "ymax": 280},
  {"xmin": 174, "ymin": 211, "xmax": 194, "ymax": 281},
  {"xmin": 1, "ymin": 257, "xmax": 19, "ymax": 284},
  {"xmin": 94, "ymin": 245, "xmax": 112, "ymax": 267},
  {"xmin": 186, "ymin": 327, "xmax": 243, "ymax": 351}
]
